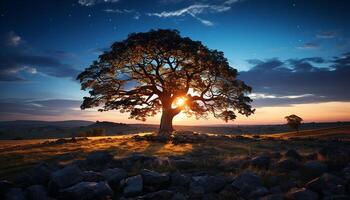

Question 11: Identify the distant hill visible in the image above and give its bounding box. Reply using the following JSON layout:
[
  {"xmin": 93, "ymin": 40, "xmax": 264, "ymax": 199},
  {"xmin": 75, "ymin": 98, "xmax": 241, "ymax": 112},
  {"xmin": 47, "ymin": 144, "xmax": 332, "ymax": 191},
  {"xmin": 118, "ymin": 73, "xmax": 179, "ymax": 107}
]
[
  {"xmin": 0, "ymin": 120, "xmax": 157, "ymax": 139},
  {"xmin": 73, "ymin": 121, "xmax": 156, "ymax": 136},
  {"xmin": 0, "ymin": 120, "xmax": 349, "ymax": 140},
  {"xmin": 0, "ymin": 120, "xmax": 94, "ymax": 128}
]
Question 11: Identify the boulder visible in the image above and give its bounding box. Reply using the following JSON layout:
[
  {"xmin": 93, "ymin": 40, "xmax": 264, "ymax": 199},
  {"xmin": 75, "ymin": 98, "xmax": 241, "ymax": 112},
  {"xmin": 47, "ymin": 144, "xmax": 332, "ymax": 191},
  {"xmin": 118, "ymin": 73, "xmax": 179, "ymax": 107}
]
[
  {"xmin": 285, "ymin": 149, "xmax": 303, "ymax": 161},
  {"xmin": 4, "ymin": 188, "xmax": 26, "ymax": 200},
  {"xmin": 305, "ymin": 153, "xmax": 318, "ymax": 160},
  {"xmin": 275, "ymin": 158, "xmax": 300, "ymax": 171},
  {"xmin": 82, "ymin": 171, "xmax": 105, "ymax": 182},
  {"xmin": 141, "ymin": 169, "xmax": 170, "ymax": 186},
  {"xmin": 322, "ymin": 195, "xmax": 350, "ymax": 200},
  {"xmin": 170, "ymin": 172, "xmax": 190, "ymax": 187},
  {"xmin": 48, "ymin": 164, "xmax": 83, "ymax": 194},
  {"xmin": 14, "ymin": 162, "xmax": 54, "ymax": 187},
  {"xmin": 189, "ymin": 185, "xmax": 205, "ymax": 199},
  {"xmin": 202, "ymin": 193, "xmax": 220, "ymax": 200},
  {"xmin": 26, "ymin": 185, "xmax": 53, "ymax": 200},
  {"xmin": 264, "ymin": 175, "xmax": 280, "ymax": 188},
  {"xmin": 171, "ymin": 193, "xmax": 187, "ymax": 200},
  {"xmin": 231, "ymin": 172, "xmax": 262, "ymax": 195},
  {"xmin": 59, "ymin": 181, "xmax": 113, "ymax": 200},
  {"xmin": 123, "ymin": 175, "xmax": 143, "ymax": 197},
  {"xmin": 101, "ymin": 168, "xmax": 127, "ymax": 189},
  {"xmin": 0, "ymin": 180, "xmax": 14, "ymax": 197},
  {"xmin": 306, "ymin": 173, "xmax": 346, "ymax": 195},
  {"xmin": 133, "ymin": 134, "xmax": 170, "ymax": 142},
  {"xmin": 286, "ymin": 188, "xmax": 318, "ymax": 200},
  {"xmin": 318, "ymin": 147, "xmax": 350, "ymax": 170},
  {"xmin": 218, "ymin": 157, "xmax": 250, "ymax": 171},
  {"xmin": 270, "ymin": 152, "xmax": 282, "ymax": 159},
  {"xmin": 248, "ymin": 186, "xmax": 269, "ymax": 198},
  {"xmin": 29, "ymin": 162, "xmax": 54, "ymax": 185},
  {"xmin": 86, "ymin": 151, "xmax": 113, "ymax": 165},
  {"xmin": 260, "ymin": 194, "xmax": 284, "ymax": 200},
  {"xmin": 269, "ymin": 186, "xmax": 282, "ymax": 194},
  {"xmin": 217, "ymin": 184, "xmax": 244, "ymax": 200},
  {"xmin": 342, "ymin": 163, "xmax": 350, "ymax": 180},
  {"xmin": 119, "ymin": 153, "xmax": 157, "ymax": 169},
  {"xmin": 250, "ymin": 155, "xmax": 270, "ymax": 169},
  {"xmin": 171, "ymin": 132, "xmax": 207, "ymax": 144},
  {"xmin": 301, "ymin": 160, "xmax": 328, "ymax": 179},
  {"xmin": 169, "ymin": 157, "xmax": 195, "ymax": 170},
  {"xmin": 190, "ymin": 175, "xmax": 226, "ymax": 193},
  {"xmin": 279, "ymin": 180, "xmax": 298, "ymax": 192},
  {"xmin": 139, "ymin": 190, "xmax": 174, "ymax": 199},
  {"xmin": 143, "ymin": 156, "xmax": 171, "ymax": 169}
]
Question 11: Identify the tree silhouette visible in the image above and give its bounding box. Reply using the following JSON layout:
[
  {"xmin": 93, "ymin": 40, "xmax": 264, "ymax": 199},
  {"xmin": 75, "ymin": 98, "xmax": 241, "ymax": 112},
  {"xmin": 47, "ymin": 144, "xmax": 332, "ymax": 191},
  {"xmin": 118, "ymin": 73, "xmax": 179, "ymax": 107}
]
[
  {"xmin": 77, "ymin": 29, "xmax": 254, "ymax": 134},
  {"xmin": 285, "ymin": 114, "xmax": 303, "ymax": 133}
]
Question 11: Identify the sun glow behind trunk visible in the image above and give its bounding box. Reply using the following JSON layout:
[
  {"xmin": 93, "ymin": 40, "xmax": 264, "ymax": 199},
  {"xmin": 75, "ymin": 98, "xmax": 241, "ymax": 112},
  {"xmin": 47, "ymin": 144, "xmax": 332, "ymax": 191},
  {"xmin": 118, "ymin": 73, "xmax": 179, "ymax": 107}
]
[{"xmin": 172, "ymin": 96, "xmax": 187, "ymax": 108}]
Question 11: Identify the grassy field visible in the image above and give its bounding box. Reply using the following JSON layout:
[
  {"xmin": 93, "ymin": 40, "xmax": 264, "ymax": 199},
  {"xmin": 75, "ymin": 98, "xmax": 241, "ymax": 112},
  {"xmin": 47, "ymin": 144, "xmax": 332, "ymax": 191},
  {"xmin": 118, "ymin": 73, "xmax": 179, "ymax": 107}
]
[
  {"xmin": 263, "ymin": 126, "xmax": 350, "ymax": 140},
  {"xmin": 1, "ymin": 126, "xmax": 350, "ymax": 181}
]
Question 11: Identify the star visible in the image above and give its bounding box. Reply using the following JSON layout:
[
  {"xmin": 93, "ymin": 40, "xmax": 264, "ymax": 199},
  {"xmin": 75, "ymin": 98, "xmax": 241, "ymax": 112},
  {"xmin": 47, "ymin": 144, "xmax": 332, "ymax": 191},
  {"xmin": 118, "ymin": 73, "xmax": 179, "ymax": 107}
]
[{"xmin": 88, "ymin": 14, "xmax": 92, "ymax": 17}]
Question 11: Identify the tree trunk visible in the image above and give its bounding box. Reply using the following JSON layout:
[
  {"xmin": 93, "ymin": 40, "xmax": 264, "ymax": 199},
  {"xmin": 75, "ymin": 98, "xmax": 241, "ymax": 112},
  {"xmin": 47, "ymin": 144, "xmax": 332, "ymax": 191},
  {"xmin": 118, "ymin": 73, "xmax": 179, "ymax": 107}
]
[{"xmin": 159, "ymin": 108, "xmax": 174, "ymax": 135}]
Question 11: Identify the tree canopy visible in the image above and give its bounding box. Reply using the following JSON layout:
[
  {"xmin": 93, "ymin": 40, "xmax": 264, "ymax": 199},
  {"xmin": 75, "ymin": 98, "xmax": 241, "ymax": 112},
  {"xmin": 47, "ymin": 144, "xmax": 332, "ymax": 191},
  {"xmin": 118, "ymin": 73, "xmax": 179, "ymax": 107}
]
[
  {"xmin": 285, "ymin": 114, "xmax": 303, "ymax": 132},
  {"xmin": 77, "ymin": 29, "xmax": 254, "ymax": 133}
]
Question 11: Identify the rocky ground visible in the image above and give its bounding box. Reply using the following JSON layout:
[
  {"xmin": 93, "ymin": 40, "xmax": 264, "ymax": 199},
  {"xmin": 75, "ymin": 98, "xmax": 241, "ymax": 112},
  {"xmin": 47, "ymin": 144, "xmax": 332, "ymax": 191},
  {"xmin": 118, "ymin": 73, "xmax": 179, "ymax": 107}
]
[{"xmin": 1, "ymin": 132, "xmax": 350, "ymax": 200}]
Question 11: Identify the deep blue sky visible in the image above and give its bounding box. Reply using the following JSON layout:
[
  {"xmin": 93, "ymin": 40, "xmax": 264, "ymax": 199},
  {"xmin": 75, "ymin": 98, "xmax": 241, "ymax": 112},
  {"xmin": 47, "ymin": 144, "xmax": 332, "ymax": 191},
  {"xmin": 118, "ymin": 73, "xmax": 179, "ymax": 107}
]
[{"xmin": 0, "ymin": 0, "xmax": 349, "ymax": 123}]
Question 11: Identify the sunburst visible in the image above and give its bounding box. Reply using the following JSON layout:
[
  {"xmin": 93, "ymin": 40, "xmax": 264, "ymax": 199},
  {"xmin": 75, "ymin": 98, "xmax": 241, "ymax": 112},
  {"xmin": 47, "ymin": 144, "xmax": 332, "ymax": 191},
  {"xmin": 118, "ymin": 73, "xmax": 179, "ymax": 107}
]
[{"xmin": 173, "ymin": 96, "xmax": 187, "ymax": 108}]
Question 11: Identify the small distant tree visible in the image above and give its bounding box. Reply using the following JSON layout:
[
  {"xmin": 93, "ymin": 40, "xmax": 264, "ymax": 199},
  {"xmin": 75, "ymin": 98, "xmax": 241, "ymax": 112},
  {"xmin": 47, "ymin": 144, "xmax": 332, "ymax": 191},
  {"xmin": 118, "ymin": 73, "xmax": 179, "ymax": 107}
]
[
  {"xmin": 77, "ymin": 29, "xmax": 254, "ymax": 135},
  {"xmin": 285, "ymin": 114, "xmax": 303, "ymax": 133}
]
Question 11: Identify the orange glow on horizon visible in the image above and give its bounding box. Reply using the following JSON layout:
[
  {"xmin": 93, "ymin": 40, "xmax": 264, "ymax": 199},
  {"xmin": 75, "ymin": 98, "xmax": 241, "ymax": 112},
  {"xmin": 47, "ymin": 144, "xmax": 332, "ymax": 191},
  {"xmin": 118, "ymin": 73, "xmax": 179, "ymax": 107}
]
[{"xmin": 11, "ymin": 101, "xmax": 350, "ymax": 125}]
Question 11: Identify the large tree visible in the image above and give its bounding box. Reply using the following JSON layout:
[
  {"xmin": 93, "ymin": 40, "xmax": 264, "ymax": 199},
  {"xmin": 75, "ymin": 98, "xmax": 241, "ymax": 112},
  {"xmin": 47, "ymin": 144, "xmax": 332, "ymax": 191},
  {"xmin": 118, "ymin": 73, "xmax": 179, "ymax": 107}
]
[{"xmin": 77, "ymin": 29, "xmax": 254, "ymax": 134}]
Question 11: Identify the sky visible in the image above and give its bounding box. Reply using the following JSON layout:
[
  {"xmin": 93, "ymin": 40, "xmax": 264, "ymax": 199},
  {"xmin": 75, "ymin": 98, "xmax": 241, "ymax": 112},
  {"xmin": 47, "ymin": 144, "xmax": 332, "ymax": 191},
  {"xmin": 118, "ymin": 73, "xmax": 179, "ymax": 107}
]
[{"xmin": 0, "ymin": 0, "xmax": 350, "ymax": 125}]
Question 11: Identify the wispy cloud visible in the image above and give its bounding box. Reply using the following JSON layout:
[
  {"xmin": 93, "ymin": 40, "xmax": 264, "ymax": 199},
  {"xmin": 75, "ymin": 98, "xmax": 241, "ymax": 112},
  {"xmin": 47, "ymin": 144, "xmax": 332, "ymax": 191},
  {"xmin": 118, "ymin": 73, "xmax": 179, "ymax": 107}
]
[
  {"xmin": 103, "ymin": 8, "xmax": 141, "ymax": 20},
  {"xmin": 296, "ymin": 42, "xmax": 319, "ymax": 50},
  {"xmin": 103, "ymin": 8, "xmax": 134, "ymax": 13},
  {"xmin": 78, "ymin": 0, "xmax": 119, "ymax": 7},
  {"xmin": 250, "ymin": 93, "xmax": 314, "ymax": 100},
  {"xmin": 224, "ymin": 0, "xmax": 239, "ymax": 5},
  {"xmin": 316, "ymin": 31, "xmax": 337, "ymax": 39},
  {"xmin": 5, "ymin": 31, "xmax": 22, "ymax": 46},
  {"xmin": 5, "ymin": 66, "xmax": 37, "ymax": 75},
  {"xmin": 147, "ymin": 1, "xmax": 239, "ymax": 26},
  {"xmin": 0, "ymin": 65, "xmax": 37, "ymax": 82},
  {"xmin": 192, "ymin": 15, "xmax": 214, "ymax": 26}
]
